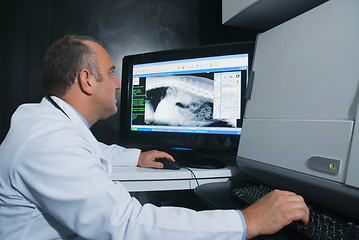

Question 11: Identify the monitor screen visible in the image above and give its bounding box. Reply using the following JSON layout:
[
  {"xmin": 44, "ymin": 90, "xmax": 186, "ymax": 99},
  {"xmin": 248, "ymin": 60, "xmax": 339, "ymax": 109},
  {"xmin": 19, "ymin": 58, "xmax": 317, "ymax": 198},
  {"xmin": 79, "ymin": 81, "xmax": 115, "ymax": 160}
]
[{"xmin": 119, "ymin": 42, "xmax": 254, "ymax": 168}]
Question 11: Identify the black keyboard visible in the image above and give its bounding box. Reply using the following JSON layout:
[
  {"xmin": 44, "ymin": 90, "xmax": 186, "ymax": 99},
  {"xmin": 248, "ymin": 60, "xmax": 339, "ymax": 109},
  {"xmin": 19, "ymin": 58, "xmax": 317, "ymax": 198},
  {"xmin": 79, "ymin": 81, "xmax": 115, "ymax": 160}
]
[{"xmin": 232, "ymin": 182, "xmax": 359, "ymax": 240}]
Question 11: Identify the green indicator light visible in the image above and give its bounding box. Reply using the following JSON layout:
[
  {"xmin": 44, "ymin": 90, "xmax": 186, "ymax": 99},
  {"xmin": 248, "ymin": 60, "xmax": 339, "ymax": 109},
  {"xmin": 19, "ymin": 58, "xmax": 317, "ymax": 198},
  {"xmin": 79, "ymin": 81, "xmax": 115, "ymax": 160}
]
[{"xmin": 329, "ymin": 163, "xmax": 335, "ymax": 170}]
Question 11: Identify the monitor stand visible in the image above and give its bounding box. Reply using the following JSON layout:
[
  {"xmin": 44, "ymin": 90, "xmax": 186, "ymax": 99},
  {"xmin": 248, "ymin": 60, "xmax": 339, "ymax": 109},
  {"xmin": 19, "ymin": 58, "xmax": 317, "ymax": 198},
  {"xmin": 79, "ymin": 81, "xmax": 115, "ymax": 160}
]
[{"xmin": 167, "ymin": 148, "xmax": 225, "ymax": 169}]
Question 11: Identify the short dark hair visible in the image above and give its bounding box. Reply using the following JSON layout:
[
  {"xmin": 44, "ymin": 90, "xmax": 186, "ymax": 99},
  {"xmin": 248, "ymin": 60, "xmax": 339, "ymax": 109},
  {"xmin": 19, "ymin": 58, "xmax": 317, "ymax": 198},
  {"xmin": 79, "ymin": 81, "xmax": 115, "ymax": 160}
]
[{"xmin": 42, "ymin": 35, "xmax": 102, "ymax": 96}]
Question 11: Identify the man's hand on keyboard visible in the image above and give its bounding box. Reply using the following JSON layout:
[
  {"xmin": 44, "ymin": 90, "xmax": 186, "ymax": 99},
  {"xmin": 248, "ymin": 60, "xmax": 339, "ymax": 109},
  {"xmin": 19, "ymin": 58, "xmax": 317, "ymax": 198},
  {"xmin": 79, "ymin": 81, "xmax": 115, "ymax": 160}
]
[{"xmin": 241, "ymin": 189, "xmax": 309, "ymax": 239}]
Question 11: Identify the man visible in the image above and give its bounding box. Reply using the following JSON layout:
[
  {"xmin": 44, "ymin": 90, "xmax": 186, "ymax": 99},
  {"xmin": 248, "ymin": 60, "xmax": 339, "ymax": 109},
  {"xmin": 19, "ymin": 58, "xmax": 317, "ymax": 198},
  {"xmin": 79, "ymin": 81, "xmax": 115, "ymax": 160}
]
[{"xmin": 0, "ymin": 35, "xmax": 309, "ymax": 239}]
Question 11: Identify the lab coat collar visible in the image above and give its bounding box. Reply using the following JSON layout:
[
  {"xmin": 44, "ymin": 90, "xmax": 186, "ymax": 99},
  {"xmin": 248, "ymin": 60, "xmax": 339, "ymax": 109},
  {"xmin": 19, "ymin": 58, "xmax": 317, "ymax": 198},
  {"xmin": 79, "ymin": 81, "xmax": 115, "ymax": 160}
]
[{"xmin": 42, "ymin": 96, "xmax": 86, "ymax": 130}]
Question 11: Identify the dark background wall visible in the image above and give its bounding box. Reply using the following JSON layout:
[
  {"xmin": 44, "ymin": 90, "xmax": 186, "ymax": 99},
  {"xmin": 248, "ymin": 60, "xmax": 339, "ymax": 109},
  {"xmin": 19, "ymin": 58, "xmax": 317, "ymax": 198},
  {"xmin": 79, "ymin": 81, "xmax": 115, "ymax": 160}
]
[{"xmin": 1, "ymin": 0, "xmax": 259, "ymax": 144}]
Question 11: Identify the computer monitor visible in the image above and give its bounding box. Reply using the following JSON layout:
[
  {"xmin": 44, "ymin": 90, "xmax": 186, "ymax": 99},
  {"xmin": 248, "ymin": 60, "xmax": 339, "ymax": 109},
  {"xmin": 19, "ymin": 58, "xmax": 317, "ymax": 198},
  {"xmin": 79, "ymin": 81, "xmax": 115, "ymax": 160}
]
[
  {"xmin": 119, "ymin": 42, "xmax": 254, "ymax": 168},
  {"xmin": 237, "ymin": 0, "xmax": 359, "ymax": 220}
]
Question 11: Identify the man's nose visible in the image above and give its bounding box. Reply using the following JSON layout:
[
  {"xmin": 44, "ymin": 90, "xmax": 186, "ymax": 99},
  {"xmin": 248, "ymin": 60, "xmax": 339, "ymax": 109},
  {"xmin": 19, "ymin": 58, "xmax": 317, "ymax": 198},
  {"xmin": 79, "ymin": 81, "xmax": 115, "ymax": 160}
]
[{"xmin": 115, "ymin": 76, "xmax": 121, "ymax": 89}]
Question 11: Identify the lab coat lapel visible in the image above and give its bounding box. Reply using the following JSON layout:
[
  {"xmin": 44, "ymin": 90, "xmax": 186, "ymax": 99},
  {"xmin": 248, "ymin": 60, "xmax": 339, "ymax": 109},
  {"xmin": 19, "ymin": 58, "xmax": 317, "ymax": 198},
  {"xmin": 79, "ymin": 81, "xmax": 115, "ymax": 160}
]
[{"xmin": 44, "ymin": 97, "xmax": 112, "ymax": 176}]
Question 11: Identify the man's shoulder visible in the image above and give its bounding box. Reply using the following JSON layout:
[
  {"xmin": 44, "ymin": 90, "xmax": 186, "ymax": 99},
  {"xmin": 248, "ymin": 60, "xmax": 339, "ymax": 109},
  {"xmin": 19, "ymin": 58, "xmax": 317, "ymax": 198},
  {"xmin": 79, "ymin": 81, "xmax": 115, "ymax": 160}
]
[
  {"xmin": 2, "ymin": 99, "xmax": 99, "ymax": 161},
  {"xmin": 8, "ymin": 101, "xmax": 89, "ymax": 148}
]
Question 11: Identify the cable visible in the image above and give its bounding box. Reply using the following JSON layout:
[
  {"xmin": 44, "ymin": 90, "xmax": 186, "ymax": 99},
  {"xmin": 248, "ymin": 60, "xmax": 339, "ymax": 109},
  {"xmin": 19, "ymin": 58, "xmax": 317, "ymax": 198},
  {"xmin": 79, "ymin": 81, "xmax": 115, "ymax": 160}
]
[{"xmin": 183, "ymin": 167, "xmax": 200, "ymax": 187}]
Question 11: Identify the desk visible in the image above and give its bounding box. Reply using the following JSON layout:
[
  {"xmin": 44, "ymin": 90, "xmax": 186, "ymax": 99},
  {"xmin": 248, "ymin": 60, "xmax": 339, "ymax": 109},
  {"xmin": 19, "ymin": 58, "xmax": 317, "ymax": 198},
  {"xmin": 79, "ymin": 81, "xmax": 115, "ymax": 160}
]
[{"xmin": 111, "ymin": 166, "xmax": 238, "ymax": 192}]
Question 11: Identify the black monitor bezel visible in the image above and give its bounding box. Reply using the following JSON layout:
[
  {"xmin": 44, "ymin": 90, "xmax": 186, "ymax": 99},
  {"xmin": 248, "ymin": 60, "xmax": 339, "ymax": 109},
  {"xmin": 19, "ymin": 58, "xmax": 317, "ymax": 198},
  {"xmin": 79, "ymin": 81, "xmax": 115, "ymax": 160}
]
[{"xmin": 119, "ymin": 42, "xmax": 255, "ymax": 156}]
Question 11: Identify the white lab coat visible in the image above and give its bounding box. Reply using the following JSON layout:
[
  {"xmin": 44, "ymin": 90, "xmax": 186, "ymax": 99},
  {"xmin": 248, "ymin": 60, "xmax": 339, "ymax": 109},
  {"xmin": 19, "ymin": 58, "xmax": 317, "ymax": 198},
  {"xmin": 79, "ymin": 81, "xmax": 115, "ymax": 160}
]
[{"xmin": 0, "ymin": 97, "xmax": 246, "ymax": 240}]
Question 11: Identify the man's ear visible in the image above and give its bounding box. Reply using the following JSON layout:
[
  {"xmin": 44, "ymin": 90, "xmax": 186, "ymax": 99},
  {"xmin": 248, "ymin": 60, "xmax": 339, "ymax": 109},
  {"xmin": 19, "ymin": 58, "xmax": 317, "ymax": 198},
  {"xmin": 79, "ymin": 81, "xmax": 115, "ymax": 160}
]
[{"xmin": 78, "ymin": 69, "xmax": 94, "ymax": 95}]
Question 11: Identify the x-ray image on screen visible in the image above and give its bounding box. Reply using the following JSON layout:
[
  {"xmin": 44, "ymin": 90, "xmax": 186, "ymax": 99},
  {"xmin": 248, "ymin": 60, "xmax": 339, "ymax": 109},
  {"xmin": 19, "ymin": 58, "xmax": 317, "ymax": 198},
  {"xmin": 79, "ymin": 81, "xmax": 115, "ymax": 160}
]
[
  {"xmin": 128, "ymin": 52, "xmax": 249, "ymax": 136},
  {"xmin": 144, "ymin": 75, "xmax": 237, "ymax": 128}
]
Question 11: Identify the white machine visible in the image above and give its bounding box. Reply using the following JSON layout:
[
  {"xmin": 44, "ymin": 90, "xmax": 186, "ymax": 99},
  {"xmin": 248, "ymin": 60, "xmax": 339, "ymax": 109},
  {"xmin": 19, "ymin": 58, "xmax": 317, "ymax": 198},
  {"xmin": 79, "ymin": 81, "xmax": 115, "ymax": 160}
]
[{"xmin": 237, "ymin": 0, "xmax": 359, "ymax": 219}]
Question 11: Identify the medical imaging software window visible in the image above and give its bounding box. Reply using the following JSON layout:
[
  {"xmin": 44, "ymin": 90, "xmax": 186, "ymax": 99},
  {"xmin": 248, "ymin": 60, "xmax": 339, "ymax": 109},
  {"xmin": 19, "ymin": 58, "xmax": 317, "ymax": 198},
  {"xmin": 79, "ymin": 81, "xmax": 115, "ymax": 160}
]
[{"xmin": 130, "ymin": 54, "xmax": 248, "ymax": 135}]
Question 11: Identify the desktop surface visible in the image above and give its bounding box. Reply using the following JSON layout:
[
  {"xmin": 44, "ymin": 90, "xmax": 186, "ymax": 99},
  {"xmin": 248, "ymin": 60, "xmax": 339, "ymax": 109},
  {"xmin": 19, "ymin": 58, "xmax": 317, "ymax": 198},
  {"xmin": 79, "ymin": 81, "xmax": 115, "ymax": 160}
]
[{"xmin": 111, "ymin": 163, "xmax": 238, "ymax": 192}]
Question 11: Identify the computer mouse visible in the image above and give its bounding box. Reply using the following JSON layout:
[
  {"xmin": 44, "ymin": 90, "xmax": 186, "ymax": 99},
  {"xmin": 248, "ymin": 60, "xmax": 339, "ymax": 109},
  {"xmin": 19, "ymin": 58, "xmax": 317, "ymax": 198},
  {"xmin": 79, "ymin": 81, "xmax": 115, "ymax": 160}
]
[{"xmin": 155, "ymin": 158, "xmax": 182, "ymax": 170}]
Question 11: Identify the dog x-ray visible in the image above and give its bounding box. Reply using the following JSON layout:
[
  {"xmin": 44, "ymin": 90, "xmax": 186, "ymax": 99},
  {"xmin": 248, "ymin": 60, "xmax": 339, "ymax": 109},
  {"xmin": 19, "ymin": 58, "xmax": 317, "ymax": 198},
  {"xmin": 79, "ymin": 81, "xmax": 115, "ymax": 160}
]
[{"xmin": 144, "ymin": 75, "xmax": 236, "ymax": 127}]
